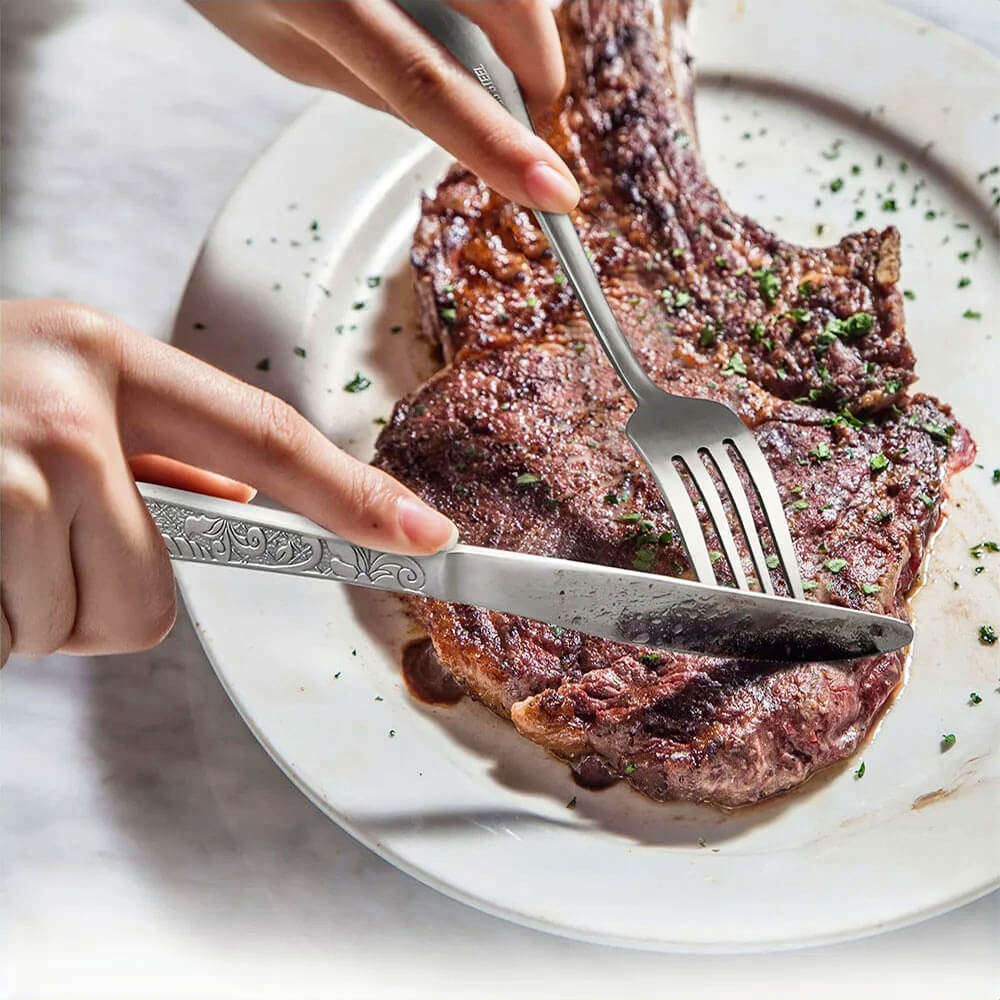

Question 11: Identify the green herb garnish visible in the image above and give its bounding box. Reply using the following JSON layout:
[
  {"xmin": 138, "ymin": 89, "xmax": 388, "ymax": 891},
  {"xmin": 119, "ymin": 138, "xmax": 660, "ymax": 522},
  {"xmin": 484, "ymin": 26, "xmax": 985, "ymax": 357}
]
[
  {"xmin": 753, "ymin": 267, "xmax": 781, "ymax": 305},
  {"xmin": 941, "ymin": 733, "xmax": 956, "ymax": 748},
  {"xmin": 979, "ymin": 624, "xmax": 997, "ymax": 645},
  {"xmin": 824, "ymin": 558, "xmax": 848, "ymax": 574},
  {"xmin": 855, "ymin": 761, "xmax": 866, "ymax": 779},
  {"xmin": 343, "ymin": 371, "xmax": 371, "ymax": 393},
  {"xmin": 810, "ymin": 441, "xmax": 831, "ymax": 461},
  {"xmin": 722, "ymin": 353, "xmax": 747, "ymax": 377},
  {"xmin": 962, "ymin": 309, "xmax": 981, "ymax": 320},
  {"xmin": 366, "ymin": 276, "xmax": 381, "ymax": 288},
  {"xmin": 869, "ymin": 453, "xmax": 890, "ymax": 473},
  {"xmin": 862, "ymin": 583, "xmax": 881, "ymax": 595},
  {"xmin": 515, "ymin": 472, "xmax": 541, "ymax": 486},
  {"xmin": 969, "ymin": 692, "xmax": 983, "ymax": 705}
]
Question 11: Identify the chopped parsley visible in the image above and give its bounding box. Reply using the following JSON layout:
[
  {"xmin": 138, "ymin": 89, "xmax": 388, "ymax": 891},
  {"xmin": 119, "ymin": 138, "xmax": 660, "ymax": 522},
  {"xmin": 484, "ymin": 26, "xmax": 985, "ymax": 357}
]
[
  {"xmin": 801, "ymin": 580, "xmax": 818, "ymax": 591},
  {"xmin": 855, "ymin": 761, "xmax": 866, "ymax": 779},
  {"xmin": 351, "ymin": 301, "xmax": 365, "ymax": 310},
  {"xmin": 869, "ymin": 453, "xmax": 890, "ymax": 473},
  {"xmin": 979, "ymin": 624, "xmax": 997, "ymax": 646},
  {"xmin": 765, "ymin": 554, "xmax": 780, "ymax": 570},
  {"xmin": 917, "ymin": 493, "xmax": 935, "ymax": 509},
  {"xmin": 969, "ymin": 692, "xmax": 983, "ymax": 705},
  {"xmin": 970, "ymin": 541, "xmax": 999, "ymax": 559},
  {"xmin": 604, "ymin": 492, "xmax": 619, "ymax": 505},
  {"xmin": 674, "ymin": 290, "xmax": 692, "ymax": 309},
  {"xmin": 941, "ymin": 733, "xmax": 956, "ymax": 749},
  {"xmin": 882, "ymin": 198, "xmax": 898, "ymax": 211},
  {"xmin": 962, "ymin": 309, "xmax": 981, "ymax": 320},
  {"xmin": 515, "ymin": 472, "xmax": 541, "ymax": 486},
  {"xmin": 566, "ymin": 796, "xmax": 577, "ymax": 810},
  {"xmin": 366, "ymin": 275, "xmax": 381, "ymax": 288},
  {"xmin": 440, "ymin": 307, "xmax": 457, "ymax": 322},
  {"xmin": 722, "ymin": 352, "xmax": 747, "ymax": 377},
  {"xmin": 862, "ymin": 582, "xmax": 881, "ymax": 595},
  {"xmin": 699, "ymin": 323, "xmax": 717, "ymax": 348},
  {"xmin": 525, "ymin": 296, "xmax": 539, "ymax": 308},
  {"xmin": 624, "ymin": 763, "xmax": 637, "ymax": 775},
  {"xmin": 343, "ymin": 372, "xmax": 372, "ymax": 393},
  {"xmin": 830, "ymin": 178, "xmax": 844, "ymax": 193},
  {"xmin": 616, "ymin": 512, "xmax": 642, "ymax": 522},
  {"xmin": 824, "ymin": 557, "xmax": 848, "ymax": 574},
  {"xmin": 293, "ymin": 346, "xmax": 306, "ymax": 358},
  {"xmin": 553, "ymin": 272, "xmax": 566, "ymax": 285},
  {"xmin": 791, "ymin": 498, "xmax": 809, "ymax": 511},
  {"xmin": 753, "ymin": 267, "xmax": 781, "ymax": 305},
  {"xmin": 958, "ymin": 276, "xmax": 971, "ymax": 288},
  {"xmin": 640, "ymin": 652, "xmax": 662, "ymax": 667},
  {"xmin": 903, "ymin": 289, "xmax": 916, "ymax": 300},
  {"xmin": 810, "ymin": 441, "xmax": 831, "ymax": 461},
  {"xmin": 993, "ymin": 469, "xmax": 1000, "ymax": 484},
  {"xmin": 633, "ymin": 547, "xmax": 657, "ymax": 572},
  {"xmin": 787, "ymin": 307, "xmax": 812, "ymax": 324}
]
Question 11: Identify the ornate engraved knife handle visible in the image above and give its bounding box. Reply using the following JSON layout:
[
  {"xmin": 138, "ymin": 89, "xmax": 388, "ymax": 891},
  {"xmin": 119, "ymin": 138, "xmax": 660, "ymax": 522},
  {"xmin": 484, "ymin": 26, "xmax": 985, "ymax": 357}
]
[{"xmin": 138, "ymin": 482, "xmax": 430, "ymax": 594}]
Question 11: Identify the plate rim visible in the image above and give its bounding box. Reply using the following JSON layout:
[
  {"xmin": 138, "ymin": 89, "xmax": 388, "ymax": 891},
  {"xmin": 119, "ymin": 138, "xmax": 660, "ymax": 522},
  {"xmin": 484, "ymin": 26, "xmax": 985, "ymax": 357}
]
[{"xmin": 170, "ymin": 0, "xmax": 1000, "ymax": 953}]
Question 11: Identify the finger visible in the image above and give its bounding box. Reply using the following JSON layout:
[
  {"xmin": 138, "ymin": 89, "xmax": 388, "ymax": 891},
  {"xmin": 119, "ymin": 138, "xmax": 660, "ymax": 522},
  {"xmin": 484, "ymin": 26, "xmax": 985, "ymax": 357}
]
[
  {"xmin": 447, "ymin": 0, "xmax": 565, "ymax": 117},
  {"xmin": 0, "ymin": 449, "xmax": 77, "ymax": 656},
  {"xmin": 191, "ymin": 1, "xmax": 392, "ymax": 112},
  {"xmin": 116, "ymin": 334, "xmax": 458, "ymax": 556},
  {"xmin": 272, "ymin": 0, "xmax": 579, "ymax": 212},
  {"xmin": 61, "ymin": 447, "xmax": 177, "ymax": 656},
  {"xmin": 127, "ymin": 454, "xmax": 256, "ymax": 503}
]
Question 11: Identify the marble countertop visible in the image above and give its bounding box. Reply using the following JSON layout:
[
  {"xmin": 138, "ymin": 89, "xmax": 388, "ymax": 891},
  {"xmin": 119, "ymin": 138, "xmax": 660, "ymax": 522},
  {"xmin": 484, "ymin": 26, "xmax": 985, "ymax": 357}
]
[{"xmin": 2, "ymin": 2, "xmax": 998, "ymax": 997}]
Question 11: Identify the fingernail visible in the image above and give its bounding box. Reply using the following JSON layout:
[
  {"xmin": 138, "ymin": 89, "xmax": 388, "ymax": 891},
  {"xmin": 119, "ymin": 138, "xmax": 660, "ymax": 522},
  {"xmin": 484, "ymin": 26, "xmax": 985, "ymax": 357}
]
[
  {"xmin": 398, "ymin": 498, "xmax": 459, "ymax": 553},
  {"xmin": 523, "ymin": 160, "xmax": 580, "ymax": 213}
]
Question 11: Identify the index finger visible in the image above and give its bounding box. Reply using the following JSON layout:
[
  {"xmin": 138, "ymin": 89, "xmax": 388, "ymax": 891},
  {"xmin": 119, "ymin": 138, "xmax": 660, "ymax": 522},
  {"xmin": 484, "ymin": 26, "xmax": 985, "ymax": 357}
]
[
  {"xmin": 271, "ymin": 0, "xmax": 580, "ymax": 213},
  {"xmin": 116, "ymin": 330, "xmax": 458, "ymax": 556}
]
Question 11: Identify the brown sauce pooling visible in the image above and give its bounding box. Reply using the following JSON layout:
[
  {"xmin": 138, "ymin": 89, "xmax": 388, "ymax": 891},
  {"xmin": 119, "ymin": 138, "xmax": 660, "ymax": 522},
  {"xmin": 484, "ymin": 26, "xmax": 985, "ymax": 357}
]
[{"xmin": 402, "ymin": 638, "xmax": 464, "ymax": 705}]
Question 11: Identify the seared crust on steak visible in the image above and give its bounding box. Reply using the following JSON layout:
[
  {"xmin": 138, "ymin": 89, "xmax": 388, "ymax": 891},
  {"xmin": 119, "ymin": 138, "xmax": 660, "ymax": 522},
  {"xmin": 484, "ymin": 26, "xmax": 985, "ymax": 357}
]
[{"xmin": 374, "ymin": 0, "xmax": 974, "ymax": 807}]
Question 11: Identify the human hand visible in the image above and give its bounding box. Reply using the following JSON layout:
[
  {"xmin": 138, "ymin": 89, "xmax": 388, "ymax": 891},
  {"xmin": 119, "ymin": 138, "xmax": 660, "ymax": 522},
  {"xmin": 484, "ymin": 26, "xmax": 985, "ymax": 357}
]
[
  {"xmin": 0, "ymin": 300, "xmax": 457, "ymax": 665},
  {"xmin": 190, "ymin": 0, "xmax": 579, "ymax": 213}
]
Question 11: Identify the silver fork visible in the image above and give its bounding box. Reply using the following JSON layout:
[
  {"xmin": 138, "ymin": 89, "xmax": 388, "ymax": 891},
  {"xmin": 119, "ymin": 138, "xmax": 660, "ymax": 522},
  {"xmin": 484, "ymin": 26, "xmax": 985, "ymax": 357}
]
[{"xmin": 400, "ymin": 0, "xmax": 804, "ymax": 599}]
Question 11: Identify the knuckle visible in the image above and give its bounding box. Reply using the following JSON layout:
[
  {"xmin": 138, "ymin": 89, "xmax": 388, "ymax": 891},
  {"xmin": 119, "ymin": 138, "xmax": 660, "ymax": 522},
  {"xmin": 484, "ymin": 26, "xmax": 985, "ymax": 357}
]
[
  {"xmin": 122, "ymin": 563, "xmax": 177, "ymax": 652},
  {"xmin": 34, "ymin": 401, "xmax": 108, "ymax": 482},
  {"xmin": 345, "ymin": 465, "xmax": 394, "ymax": 524},
  {"xmin": 394, "ymin": 48, "xmax": 448, "ymax": 112},
  {"xmin": 0, "ymin": 450, "xmax": 52, "ymax": 515},
  {"xmin": 255, "ymin": 392, "xmax": 312, "ymax": 465}
]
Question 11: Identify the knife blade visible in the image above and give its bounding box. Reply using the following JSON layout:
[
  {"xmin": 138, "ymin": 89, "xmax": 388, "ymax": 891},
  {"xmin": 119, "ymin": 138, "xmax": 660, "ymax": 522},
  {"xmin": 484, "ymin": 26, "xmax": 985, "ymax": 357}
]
[{"xmin": 139, "ymin": 483, "xmax": 911, "ymax": 662}]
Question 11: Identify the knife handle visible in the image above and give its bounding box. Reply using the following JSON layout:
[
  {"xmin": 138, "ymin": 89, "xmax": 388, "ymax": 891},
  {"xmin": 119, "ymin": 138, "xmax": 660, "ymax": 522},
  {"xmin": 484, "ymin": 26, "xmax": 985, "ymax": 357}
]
[{"xmin": 138, "ymin": 482, "xmax": 433, "ymax": 595}]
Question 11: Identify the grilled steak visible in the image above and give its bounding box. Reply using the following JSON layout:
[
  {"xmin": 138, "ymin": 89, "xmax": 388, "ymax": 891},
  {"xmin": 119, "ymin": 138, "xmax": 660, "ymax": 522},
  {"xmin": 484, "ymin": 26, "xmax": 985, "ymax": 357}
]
[{"xmin": 373, "ymin": 0, "xmax": 974, "ymax": 806}]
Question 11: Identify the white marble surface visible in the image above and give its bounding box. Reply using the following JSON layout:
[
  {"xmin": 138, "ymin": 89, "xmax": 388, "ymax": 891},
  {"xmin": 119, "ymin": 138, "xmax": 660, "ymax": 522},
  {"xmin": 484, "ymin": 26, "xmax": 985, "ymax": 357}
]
[{"xmin": 2, "ymin": 2, "xmax": 998, "ymax": 997}]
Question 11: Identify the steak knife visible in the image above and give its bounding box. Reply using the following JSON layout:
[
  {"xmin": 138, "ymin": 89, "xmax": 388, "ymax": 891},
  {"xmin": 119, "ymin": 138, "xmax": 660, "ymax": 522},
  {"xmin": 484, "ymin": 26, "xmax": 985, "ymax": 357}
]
[{"xmin": 140, "ymin": 483, "xmax": 911, "ymax": 662}]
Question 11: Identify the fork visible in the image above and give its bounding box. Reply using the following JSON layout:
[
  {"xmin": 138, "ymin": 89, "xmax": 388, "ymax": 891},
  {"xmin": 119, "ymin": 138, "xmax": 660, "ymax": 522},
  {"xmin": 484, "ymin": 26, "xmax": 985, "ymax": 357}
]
[{"xmin": 399, "ymin": 0, "xmax": 804, "ymax": 599}]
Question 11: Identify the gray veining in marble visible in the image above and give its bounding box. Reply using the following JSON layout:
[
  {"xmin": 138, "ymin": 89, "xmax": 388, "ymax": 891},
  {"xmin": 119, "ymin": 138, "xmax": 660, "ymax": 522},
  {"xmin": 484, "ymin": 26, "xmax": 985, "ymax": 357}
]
[{"xmin": 2, "ymin": 1, "xmax": 998, "ymax": 997}]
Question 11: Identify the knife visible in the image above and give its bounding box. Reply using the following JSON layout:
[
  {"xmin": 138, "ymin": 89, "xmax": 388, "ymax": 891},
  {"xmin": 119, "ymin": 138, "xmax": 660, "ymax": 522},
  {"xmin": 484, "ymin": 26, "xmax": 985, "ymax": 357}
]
[{"xmin": 139, "ymin": 483, "xmax": 911, "ymax": 661}]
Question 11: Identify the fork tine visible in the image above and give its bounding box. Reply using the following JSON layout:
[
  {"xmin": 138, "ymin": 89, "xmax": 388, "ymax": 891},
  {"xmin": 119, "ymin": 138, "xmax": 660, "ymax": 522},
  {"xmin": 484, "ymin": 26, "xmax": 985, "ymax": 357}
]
[
  {"xmin": 680, "ymin": 451, "xmax": 749, "ymax": 590},
  {"xmin": 705, "ymin": 445, "xmax": 775, "ymax": 595},
  {"xmin": 632, "ymin": 441, "xmax": 718, "ymax": 583},
  {"xmin": 728, "ymin": 429, "xmax": 805, "ymax": 599}
]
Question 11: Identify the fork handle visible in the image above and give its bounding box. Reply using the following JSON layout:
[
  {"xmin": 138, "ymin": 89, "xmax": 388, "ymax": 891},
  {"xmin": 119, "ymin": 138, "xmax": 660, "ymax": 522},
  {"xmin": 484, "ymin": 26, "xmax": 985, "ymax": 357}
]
[{"xmin": 397, "ymin": 0, "xmax": 659, "ymax": 403}]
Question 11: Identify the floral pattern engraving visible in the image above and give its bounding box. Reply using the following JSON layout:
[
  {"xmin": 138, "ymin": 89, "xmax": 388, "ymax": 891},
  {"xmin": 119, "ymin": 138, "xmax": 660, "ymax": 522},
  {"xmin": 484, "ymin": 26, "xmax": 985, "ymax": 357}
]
[{"xmin": 144, "ymin": 498, "xmax": 426, "ymax": 592}]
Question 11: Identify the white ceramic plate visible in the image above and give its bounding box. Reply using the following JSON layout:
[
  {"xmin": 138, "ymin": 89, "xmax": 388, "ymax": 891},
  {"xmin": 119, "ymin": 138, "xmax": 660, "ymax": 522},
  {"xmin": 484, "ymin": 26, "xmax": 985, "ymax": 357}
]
[{"xmin": 171, "ymin": 0, "xmax": 1000, "ymax": 952}]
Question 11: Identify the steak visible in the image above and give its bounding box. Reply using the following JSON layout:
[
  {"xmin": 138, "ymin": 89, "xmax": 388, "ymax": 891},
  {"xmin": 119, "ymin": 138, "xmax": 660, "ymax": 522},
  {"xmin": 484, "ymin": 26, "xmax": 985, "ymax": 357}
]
[{"xmin": 373, "ymin": 0, "xmax": 974, "ymax": 806}]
